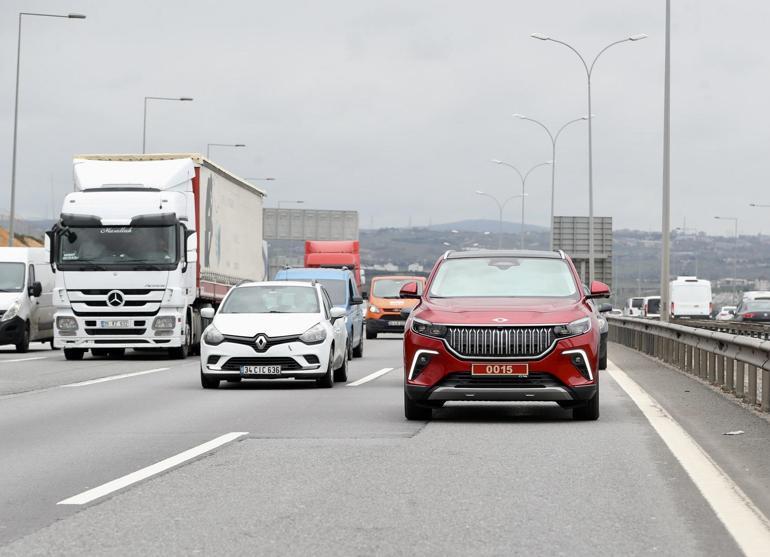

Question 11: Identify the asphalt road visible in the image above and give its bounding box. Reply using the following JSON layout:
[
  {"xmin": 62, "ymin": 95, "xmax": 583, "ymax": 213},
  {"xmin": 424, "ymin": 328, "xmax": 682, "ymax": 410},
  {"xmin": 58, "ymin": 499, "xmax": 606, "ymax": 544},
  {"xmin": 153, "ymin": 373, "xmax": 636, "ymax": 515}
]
[{"xmin": 0, "ymin": 338, "xmax": 767, "ymax": 555}]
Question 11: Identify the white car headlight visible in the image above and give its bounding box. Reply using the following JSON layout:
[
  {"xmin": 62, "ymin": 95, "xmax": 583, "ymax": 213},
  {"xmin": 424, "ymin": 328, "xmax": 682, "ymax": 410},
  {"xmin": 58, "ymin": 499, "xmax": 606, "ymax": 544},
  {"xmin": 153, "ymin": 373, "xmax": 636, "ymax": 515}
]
[
  {"xmin": 554, "ymin": 317, "xmax": 592, "ymax": 338},
  {"xmin": 299, "ymin": 322, "xmax": 327, "ymax": 345},
  {"xmin": 203, "ymin": 325, "xmax": 225, "ymax": 345},
  {"xmin": 2, "ymin": 300, "xmax": 21, "ymax": 322}
]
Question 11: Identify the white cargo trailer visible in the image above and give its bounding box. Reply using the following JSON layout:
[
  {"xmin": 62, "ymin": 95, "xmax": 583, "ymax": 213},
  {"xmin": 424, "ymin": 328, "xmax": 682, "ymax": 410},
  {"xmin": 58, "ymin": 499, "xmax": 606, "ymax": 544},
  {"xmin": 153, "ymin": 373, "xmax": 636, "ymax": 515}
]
[{"xmin": 48, "ymin": 154, "xmax": 265, "ymax": 360}]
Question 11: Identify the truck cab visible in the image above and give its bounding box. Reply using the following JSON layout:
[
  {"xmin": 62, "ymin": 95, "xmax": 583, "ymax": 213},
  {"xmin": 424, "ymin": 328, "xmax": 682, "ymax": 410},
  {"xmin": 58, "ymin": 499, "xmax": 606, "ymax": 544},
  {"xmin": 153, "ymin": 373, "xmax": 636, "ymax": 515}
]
[{"xmin": 274, "ymin": 267, "xmax": 365, "ymax": 358}]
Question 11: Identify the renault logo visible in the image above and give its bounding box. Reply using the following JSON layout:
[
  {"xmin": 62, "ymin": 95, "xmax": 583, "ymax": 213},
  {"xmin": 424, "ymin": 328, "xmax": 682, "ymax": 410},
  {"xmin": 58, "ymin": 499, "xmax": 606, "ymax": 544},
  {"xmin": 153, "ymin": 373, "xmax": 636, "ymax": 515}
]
[
  {"xmin": 106, "ymin": 290, "xmax": 125, "ymax": 308},
  {"xmin": 255, "ymin": 335, "xmax": 268, "ymax": 351}
]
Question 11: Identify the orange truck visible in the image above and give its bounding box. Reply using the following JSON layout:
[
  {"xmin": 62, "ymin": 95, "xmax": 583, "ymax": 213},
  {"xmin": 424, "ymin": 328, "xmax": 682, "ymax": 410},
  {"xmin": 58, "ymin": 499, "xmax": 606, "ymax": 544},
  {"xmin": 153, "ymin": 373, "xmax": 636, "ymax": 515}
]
[
  {"xmin": 365, "ymin": 275, "xmax": 426, "ymax": 338},
  {"xmin": 304, "ymin": 240, "xmax": 364, "ymax": 290}
]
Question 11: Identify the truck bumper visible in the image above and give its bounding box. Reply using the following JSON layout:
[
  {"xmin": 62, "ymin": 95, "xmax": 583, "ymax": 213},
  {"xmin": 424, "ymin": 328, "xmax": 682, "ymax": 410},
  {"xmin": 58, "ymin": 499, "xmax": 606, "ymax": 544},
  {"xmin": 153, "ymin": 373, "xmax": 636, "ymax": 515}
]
[{"xmin": 53, "ymin": 310, "xmax": 185, "ymax": 349}]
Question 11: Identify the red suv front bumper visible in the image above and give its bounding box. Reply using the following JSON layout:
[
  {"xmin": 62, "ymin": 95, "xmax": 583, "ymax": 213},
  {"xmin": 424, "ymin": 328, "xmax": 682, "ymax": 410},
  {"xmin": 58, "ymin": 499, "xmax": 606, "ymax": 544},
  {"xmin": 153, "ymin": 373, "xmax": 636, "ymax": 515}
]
[{"xmin": 403, "ymin": 328, "xmax": 599, "ymax": 405}]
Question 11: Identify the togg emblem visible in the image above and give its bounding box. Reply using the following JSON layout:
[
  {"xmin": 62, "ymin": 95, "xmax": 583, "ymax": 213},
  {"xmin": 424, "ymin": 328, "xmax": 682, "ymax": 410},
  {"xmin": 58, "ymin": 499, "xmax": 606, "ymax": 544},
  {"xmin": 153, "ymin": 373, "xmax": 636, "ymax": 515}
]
[
  {"xmin": 106, "ymin": 290, "xmax": 125, "ymax": 308},
  {"xmin": 492, "ymin": 317, "xmax": 508, "ymax": 323},
  {"xmin": 255, "ymin": 334, "xmax": 268, "ymax": 351}
]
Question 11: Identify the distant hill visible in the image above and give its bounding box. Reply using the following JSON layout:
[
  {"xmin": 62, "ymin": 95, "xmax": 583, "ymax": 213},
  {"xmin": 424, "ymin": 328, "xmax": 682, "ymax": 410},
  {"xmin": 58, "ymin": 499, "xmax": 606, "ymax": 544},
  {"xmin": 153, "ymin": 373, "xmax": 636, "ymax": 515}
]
[{"xmin": 366, "ymin": 219, "xmax": 548, "ymax": 234}]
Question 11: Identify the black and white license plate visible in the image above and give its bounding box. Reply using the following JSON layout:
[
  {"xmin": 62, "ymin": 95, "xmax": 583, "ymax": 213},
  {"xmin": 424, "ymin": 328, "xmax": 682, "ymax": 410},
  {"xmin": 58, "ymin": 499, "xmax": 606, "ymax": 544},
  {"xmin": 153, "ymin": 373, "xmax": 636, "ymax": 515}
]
[
  {"xmin": 98, "ymin": 319, "xmax": 131, "ymax": 328},
  {"xmin": 388, "ymin": 320, "xmax": 406, "ymax": 327},
  {"xmin": 240, "ymin": 365, "xmax": 281, "ymax": 375}
]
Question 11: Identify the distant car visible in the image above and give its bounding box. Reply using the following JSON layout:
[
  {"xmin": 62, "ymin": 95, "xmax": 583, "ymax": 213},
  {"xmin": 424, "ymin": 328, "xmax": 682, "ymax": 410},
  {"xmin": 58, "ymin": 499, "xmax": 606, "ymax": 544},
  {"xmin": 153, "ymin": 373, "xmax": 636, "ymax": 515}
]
[
  {"xmin": 734, "ymin": 300, "xmax": 770, "ymax": 323},
  {"xmin": 199, "ymin": 281, "xmax": 349, "ymax": 389},
  {"xmin": 642, "ymin": 296, "xmax": 661, "ymax": 319},
  {"xmin": 623, "ymin": 297, "xmax": 644, "ymax": 317},
  {"xmin": 715, "ymin": 306, "xmax": 737, "ymax": 321},
  {"xmin": 365, "ymin": 275, "xmax": 426, "ymax": 338},
  {"xmin": 274, "ymin": 267, "xmax": 365, "ymax": 358},
  {"xmin": 740, "ymin": 291, "xmax": 770, "ymax": 304}
]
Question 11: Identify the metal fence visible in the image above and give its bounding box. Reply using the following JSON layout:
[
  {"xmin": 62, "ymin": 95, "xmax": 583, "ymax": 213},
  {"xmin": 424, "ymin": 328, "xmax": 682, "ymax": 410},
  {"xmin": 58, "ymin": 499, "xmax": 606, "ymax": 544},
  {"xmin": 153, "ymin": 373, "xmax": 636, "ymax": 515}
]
[
  {"xmin": 671, "ymin": 318, "xmax": 770, "ymax": 340},
  {"xmin": 608, "ymin": 316, "xmax": 770, "ymax": 412}
]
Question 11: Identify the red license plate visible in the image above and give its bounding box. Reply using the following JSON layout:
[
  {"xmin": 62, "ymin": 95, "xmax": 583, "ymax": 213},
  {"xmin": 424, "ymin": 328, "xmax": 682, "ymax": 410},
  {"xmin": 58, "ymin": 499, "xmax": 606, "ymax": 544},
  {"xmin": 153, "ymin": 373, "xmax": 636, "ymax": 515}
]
[{"xmin": 471, "ymin": 363, "xmax": 529, "ymax": 376}]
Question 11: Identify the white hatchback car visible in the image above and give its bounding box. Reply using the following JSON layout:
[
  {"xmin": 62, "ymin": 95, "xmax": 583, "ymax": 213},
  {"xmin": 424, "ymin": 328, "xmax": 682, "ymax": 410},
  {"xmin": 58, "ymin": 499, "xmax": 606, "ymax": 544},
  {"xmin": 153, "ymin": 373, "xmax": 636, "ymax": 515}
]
[{"xmin": 199, "ymin": 281, "xmax": 349, "ymax": 389}]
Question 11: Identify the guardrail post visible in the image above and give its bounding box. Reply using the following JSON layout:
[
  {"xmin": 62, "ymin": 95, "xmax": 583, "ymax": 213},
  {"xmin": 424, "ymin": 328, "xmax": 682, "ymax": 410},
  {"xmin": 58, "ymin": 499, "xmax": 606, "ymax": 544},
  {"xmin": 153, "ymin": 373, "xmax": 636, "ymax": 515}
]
[
  {"xmin": 679, "ymin": 342, "xmax": 686, "ymax": 370},
  {"xmin": 707, "ymin": 352, "xmax": 716, "ymax": 384},
  {"xmin": 736, "ymin": 362, "xmax": 745, "ymax": 399},
  {"xmin": 697, "ymin": 348, "xmax": 705, "ymax": 378},
  {"xmin": 716, "ymin": 354, "xmax": 724, "ymax": 386},
  {"xmin": 725, "ymin": 358, "xmax": 735, "ymax": 393},
  {"xmin": 762, "ymin": 369, "xmax": 769, "ymax": 412},
  {"xmin": 747, "ymin": 365, "xmax": 757, "ymax": 406}
]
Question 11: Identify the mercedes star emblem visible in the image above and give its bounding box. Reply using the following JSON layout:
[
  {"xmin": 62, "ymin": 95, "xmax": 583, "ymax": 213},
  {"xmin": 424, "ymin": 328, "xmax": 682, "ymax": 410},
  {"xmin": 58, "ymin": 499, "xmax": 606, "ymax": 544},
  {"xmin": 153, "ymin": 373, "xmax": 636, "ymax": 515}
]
[
  {"xmin": 255, "ymin": 335, "xmax": 268, "ymax": 351},
  {"xmin": 106, "ymin": 290, "xmax": 125, "ymax": 308}
]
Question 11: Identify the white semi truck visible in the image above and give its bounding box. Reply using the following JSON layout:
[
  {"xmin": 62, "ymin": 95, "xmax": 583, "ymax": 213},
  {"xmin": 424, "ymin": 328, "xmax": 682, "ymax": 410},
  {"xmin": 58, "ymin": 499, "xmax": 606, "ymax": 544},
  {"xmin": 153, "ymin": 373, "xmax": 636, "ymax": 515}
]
[{"xmin": 48, "ymin": 154, "xmax": 266, "ymax": 360}]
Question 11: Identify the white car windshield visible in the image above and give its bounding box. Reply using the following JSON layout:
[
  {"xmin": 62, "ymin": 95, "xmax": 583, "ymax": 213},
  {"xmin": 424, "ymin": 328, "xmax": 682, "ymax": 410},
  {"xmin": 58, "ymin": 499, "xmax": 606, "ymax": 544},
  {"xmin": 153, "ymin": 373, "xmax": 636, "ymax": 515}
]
[
  {"xmin": 429, "ymin": 257, "xmax": 578, "ymax": 299},
  {"xmin": 221, "ymin": 286, "xmax": 320, "ymax": 314}
]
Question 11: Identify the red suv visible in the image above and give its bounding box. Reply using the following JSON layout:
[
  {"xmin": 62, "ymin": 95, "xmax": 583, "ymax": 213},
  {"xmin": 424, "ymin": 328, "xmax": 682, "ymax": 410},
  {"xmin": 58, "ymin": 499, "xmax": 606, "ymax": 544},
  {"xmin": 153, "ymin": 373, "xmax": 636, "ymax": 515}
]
[{"xmin": 400, "ymin": 250, "xmax": 610, "ymax": 421}]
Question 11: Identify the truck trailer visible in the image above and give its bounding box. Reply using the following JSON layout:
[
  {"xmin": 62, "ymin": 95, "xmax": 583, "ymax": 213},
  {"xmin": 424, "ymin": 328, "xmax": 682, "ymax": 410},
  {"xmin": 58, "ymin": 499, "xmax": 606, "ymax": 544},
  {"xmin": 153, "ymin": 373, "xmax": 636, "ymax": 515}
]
[{"xmin": 48, "ymin": 154, "xmax": 266, "ymax": 360}]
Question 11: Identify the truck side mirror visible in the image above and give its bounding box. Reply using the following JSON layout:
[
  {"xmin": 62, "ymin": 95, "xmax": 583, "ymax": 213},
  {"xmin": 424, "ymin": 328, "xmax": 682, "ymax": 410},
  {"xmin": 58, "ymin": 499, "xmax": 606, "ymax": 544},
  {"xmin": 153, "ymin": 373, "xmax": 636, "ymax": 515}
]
[
  {"xmin": 45, "ymin": 230, "xmax": 56, "ymax": 272},
  {"xmin": 29, "ymin": 281, "xmax": 42, "ymax": 298}
]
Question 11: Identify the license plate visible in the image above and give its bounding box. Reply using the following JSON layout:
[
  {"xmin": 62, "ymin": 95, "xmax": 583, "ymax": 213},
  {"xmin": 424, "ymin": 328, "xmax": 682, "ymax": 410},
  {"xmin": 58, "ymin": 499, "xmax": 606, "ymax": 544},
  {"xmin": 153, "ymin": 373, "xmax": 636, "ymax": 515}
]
[
  {"xmin": 388, "ymin": 321, "xmax": 406, "ymax": 327},
  {"xmin": 98, "ymin": 320, "xmax": 131, "ymax": 328},
  {"xmin": 240, "ymin": 365, "xmax": 281, "ymax": 375},
  {"xmin": 471, "ymin": 363, "xmax": 529, "ymax": 376}
]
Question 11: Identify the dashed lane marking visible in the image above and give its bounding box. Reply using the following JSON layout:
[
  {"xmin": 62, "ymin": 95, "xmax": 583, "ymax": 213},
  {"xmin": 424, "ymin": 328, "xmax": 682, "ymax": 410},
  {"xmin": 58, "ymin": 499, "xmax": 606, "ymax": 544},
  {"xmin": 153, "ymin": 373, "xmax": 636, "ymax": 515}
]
[
  {"xmin": 608, "ymin": 360, "xmax": 770, "ymax": 557},
  {"xmin": 61, "ymin": 367, "xmax": 170, "ymax": 387},
  {"xmin": 347, "ymin": 367, "xmax": 395, "ymax": 386},
  {"xmin": 57, "ymin": 432, "xmax": 249, "ymax": 505}
]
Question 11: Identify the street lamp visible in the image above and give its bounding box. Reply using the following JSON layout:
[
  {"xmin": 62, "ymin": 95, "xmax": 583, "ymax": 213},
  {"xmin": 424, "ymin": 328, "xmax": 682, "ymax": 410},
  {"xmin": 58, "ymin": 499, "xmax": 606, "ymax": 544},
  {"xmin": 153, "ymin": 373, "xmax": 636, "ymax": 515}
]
[
  {"xmin": 142, "ymin": 96, "xmax": 194, "ymax": 154},
  {"xmin": 490, "ymin": 160, "xmax": 551, "ymax": 249},
  {"xmin": 475, "ymin": 190, "xmax": 528, "ymax": 249},
  {"xmin": 8, "ymin": 11, "xmax": 86, "ymax": 247},
  {"xmin": 532, "ymin": 31, "xmax": 647, "ymax": 281},
  {"xmin": 714, "ymin": 216, "xmax": 739, "ymax": 304},
  {"xmin": 277, "ymin": 200, "xmax": 304, "ymax": 209},
  {"xmin": 512, "ymin": 114, "xmax": 589, "ymax": 249},
  {"xmin": 206, "ymin": 143, "xmax": 246, "ymax": 158}
]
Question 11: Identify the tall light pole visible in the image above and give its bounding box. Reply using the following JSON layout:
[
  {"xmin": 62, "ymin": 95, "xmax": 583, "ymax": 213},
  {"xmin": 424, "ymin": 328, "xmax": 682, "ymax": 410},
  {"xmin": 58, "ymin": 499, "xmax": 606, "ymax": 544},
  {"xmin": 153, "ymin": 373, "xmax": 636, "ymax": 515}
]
[
  {"xmin": 512, "ymin": 113, "xmax": 589, "ymax": 249},
  {"xmin": 474, "ymin": 190, "xmax": 528, "ymax": 249},
  {"xmin": 531, "ymin": 31, "xmax": 647, "ymax": 281},
  {"xmin": 8, "ymin": 11, "xmax": 86, "ymax": 247},
  {"xmin": 277, "ymin": 200, "xmax": 304, "ymax": 209},
  {"xmin": 142, "ymin": 96, "xmax": 193, "ymax": 154},
  {"xmin": 660, "ymin": 0, "xmax": 672, "ymax": 321},
  {"xmin": 714, "ymin": 216, "xmax": 739, "ymax": 304},
  {"xmin": 490, "ymin": 160, "xmax": 551, "ymax": 249},
  {"xmin": 206, "ymin": 143, "xmax": 245, "ymax": 158}
]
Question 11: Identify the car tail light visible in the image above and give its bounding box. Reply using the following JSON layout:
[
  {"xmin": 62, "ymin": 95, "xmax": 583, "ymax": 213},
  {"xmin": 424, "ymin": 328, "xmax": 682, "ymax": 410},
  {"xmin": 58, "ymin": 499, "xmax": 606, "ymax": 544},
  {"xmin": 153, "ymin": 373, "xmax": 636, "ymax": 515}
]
[
  {"xmin": 743, "ymin": 312, "xmax": 756, "ymax": 319},
  {"xmin": 671, "ymin": 302, "xmax": 675, "ymax": 315}
]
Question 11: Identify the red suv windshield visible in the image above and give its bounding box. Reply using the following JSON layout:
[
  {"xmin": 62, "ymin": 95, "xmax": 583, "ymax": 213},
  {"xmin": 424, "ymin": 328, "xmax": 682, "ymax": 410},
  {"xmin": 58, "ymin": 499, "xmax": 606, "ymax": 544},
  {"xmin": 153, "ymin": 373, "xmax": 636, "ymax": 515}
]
[{"xmin": 428, "ymin": 256, "xmax": 579, "ymax": 299}]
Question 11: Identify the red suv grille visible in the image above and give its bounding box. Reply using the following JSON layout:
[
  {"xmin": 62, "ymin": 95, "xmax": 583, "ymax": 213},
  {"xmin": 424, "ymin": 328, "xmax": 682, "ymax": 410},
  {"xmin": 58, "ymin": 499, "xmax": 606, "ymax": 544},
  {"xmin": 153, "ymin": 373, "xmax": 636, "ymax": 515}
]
[{"xmin": 446, "ymin": 326, "xmax": 555, "ymax": 359}]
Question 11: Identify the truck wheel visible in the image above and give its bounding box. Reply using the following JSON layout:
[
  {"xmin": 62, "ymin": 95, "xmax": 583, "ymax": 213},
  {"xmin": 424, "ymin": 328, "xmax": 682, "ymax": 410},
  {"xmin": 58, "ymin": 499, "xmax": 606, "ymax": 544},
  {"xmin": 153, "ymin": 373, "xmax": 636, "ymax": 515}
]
[
  {"xmin": 15, "ymin": 323, "xmax": 30, "ymax": 353},
  {"xmin": 64, "ymin": 348, "xmax": 85, "ymax": 361},
  {"xmin": 352, "ymin": 331, "xmax": 364, "ymax": 358}
]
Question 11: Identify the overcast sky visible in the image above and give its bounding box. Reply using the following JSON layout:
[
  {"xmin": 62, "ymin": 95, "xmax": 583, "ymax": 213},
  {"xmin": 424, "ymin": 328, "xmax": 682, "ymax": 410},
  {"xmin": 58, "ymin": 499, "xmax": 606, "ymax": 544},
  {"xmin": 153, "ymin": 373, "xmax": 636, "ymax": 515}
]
[{"xmin": 2, "ymin": 0, "xmax": 769, "ymax": 235}]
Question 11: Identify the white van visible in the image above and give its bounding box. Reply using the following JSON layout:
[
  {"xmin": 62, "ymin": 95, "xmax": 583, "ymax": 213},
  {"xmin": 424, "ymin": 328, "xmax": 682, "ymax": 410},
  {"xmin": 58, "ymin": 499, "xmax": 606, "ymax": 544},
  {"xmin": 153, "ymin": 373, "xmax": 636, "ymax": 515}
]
[
  {"xmin": 624, "ymin": 297, "xmax": 644, "ymax": 317},
  {"xmin": 642, "ymin": 295, "xmax": 661, "ymax": 319},
  {"xmin": 669, "ymin": 276, "xmax": 712, "ymax": 319},
  {"xmin": 0, "ymin": 247, "xmax": 55, "ymax": 352}
]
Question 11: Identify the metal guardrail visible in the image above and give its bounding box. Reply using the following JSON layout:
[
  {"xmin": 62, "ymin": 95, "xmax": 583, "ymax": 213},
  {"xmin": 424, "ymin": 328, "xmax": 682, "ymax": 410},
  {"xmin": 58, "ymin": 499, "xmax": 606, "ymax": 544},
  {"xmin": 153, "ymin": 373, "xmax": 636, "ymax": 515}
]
[
  {"xmin": 608, "ymin": 316, "xmax": 770, "ymax": 412},
  {"xmin": 671, "ymin": 318, "xmax": 770, "ymax": 340}
]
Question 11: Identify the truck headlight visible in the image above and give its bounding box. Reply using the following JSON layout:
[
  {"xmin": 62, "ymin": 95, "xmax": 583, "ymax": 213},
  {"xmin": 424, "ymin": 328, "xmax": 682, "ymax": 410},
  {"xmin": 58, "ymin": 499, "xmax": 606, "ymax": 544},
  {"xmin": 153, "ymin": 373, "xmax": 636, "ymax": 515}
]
[
  {"xmin": 299, "ymin": 322, "xmax": 327, "ymax": 344},
  {"xmin": 56, "ymin": 315, "xmax": 78, "ymax": 331},
  {"xmin": 554, "ymin": 317, "xmax": 592, "ymax": 338},
  {"xmin": 369, "ymin": 305, "xmax": 381, "ymax": 314},
  {"xmin": 412, "ymin": 318, "xmax": 447, "ymax": 339},
  {"xmin": 202, "ymin": 325, "xmax": 224, "ymax": 346},
  {"xmin": 1, "ymin": 300, "xmax": 21, "ymax": 322},
  {"xmin": 152, "ymin": 316, "xmax": 176, "ymax": 330}
]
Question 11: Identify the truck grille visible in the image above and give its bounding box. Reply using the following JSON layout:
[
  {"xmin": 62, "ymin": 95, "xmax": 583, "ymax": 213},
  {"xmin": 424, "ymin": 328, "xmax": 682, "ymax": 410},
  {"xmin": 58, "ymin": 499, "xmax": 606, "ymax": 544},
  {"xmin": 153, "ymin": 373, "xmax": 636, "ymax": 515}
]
[{"xmin": 446, "ymin": 326, "xmax": 555, "ymax": 359}]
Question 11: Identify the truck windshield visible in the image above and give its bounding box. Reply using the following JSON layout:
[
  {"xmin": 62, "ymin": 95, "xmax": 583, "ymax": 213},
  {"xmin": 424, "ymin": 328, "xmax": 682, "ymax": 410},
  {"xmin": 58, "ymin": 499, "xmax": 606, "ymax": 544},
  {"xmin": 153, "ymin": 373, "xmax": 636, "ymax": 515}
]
[
  {"xmin": 58, "ymin": 225, "xmax": 178, "ymax": 269},
  {"xmin": 0, "ymin": 263, "xmax": 25, "ymax": 292},
  {"xmin": 221, "ymin": 286, "xmax": 319, "ymax": 314},
  {"xmin": 372, "ymin": 279, "xmax": 423, "ymax": 299},
  {"xmin": 429, "ymin": 257, "xmax": 578, "ymax": 299}
]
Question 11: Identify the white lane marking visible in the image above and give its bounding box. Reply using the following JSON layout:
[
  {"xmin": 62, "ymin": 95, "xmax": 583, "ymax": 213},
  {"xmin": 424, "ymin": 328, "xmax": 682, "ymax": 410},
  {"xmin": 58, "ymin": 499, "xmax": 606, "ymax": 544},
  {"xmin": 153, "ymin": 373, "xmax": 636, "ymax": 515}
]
[
  {"xmin": 347, "ymin": 367, "xmax": 395, "ymax": 387},
  {"xmin": 61, "ymin": 367, "xmax": 170, "ymax": 388},
  {"xmin": 0, "ymin": 356, "xmax": 48, "ymax": 363},
  {"xmin": 607, "ymin": 360, "xmax": 770, "ymax": 557},
  {"xmin": 57, "ymin": 432, "xmax": 248, "ymax": 505}
]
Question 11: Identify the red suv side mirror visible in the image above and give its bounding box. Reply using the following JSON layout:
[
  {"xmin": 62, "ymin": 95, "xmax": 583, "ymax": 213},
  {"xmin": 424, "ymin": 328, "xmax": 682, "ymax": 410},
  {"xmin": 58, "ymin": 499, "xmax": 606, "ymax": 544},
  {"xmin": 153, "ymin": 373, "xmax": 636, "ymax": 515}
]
[
  {"xmin": 587, "ymin": 280, "xmax": 610, "ymax": 299},
  {"xmin": 399, "ymin": 281, "xmax": 421, "ymax": 299}
]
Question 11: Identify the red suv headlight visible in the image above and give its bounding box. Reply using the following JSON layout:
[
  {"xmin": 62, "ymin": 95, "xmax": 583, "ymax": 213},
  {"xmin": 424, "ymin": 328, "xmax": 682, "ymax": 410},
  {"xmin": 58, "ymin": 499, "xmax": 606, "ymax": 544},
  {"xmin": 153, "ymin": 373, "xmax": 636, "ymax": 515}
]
[
  {"xmin": 411, "ymin": 318, "xmax": 448, "ymax": 339},
  {"xmin": 553, "ymin": 316, "xmax": 592, "ymax": 338}
]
